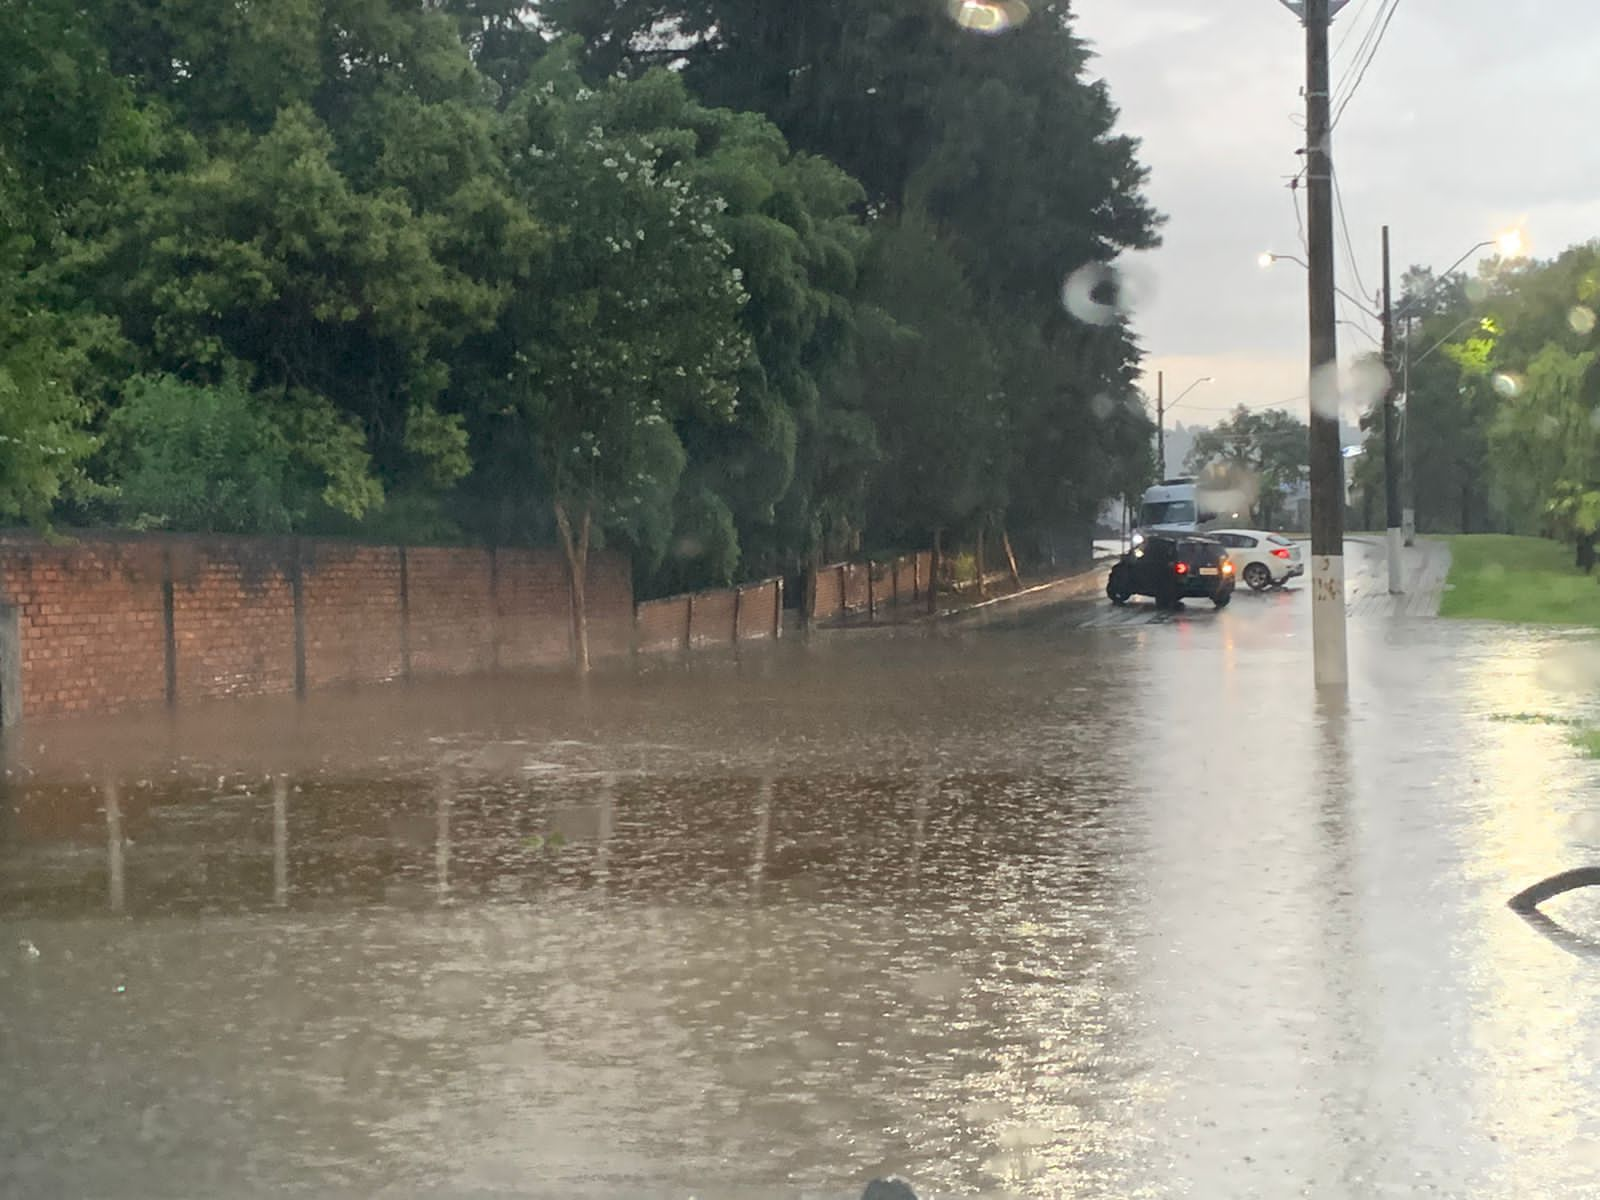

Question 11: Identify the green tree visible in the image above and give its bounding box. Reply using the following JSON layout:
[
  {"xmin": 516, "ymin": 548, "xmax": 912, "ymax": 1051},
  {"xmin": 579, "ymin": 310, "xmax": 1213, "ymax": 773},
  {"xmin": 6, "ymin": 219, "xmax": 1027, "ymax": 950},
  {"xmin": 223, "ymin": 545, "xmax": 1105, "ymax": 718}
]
[
  {"xmin": 474, "ymin": 51, "xmax": 752, "ymax": 668},
  {"xmin": 1185, "ymin": 406, "xmax": 1309, "ymax": 529},
  {"xmin": 104, "ymin": 373, "xmax": 295, "ymax": 532},
  {"xmin": 540, "ymin": 0, "xmax": 1162, "ymax": 563}
]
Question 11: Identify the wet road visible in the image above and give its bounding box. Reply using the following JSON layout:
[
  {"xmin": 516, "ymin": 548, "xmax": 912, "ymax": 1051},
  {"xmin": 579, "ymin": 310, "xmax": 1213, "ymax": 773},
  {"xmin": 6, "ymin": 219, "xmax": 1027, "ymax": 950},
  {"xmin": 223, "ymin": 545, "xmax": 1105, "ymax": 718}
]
[{"xmin": 4, "ymin": 562, "xmax": 1600, "ymax": 1198}]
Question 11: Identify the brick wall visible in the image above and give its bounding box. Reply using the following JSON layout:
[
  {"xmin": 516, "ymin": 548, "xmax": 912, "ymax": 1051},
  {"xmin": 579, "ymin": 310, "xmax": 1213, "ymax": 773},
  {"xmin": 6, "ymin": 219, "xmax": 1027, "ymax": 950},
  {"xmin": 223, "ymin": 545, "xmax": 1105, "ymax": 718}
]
[
  {"xmin": 807, "ymin": 552, "xmax": 931, "ymax": 622},
  {"xmin": 494, "ymin": 548, "xmax": 573, "ymax": 670},
  {"xmin": 169, "ymin": 541, "xmax": 298, "ymax": 702},
  {"xmin": 405, "ymin": 547, "xmax": 496, "ymax": 678},
  {"xmin": 689, "ymin": 589, "xmax": 736, "ymax": 647},
  {"xmin": 301, "ymin": 544, "xmax": 405, "ymax": 688},
  {"xmin": 736, "ymin": 581, "xmax": 782, "ymax": 642},
  {"xmin": 635, "ymin": 579, "xmax": 783, "ymax": 657},
  {"xmin": 0, "ymin": 541, "xmax": 167, "ymax": 718},
  {"xmin": 637, "ymin": 596, "xmax": 690, "ymax": 654},
  {"xmin": 0, "ymin": 535, "xmax": 632, "ymax": 723}
]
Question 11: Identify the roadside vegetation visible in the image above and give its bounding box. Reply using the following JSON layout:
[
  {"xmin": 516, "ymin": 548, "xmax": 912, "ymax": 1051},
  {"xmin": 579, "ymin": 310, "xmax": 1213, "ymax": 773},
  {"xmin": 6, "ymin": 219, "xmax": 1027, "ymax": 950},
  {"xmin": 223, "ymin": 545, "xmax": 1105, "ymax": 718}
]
[
  {"xmin": 1441, "ymin": 534, "xmax": 1600, "ymax": 626},
  {"xmin": 0, "ymin": 0, "xmax": 1160, "ymax": 612}
]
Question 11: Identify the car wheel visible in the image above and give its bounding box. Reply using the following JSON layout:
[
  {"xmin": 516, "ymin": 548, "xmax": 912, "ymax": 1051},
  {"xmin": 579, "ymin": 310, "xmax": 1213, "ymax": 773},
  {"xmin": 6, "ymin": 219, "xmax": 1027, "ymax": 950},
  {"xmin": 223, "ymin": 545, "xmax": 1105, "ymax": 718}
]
[
  {"xmin": 1242, "ymin": 562, "xmax": 1272, "ymax": 591},
  {"xmin": 1106, "ymin": 566, "xmax": 1132, "ymax": 605},
  {"xmin": 1213, "ymin": 591, "xmax": 1231, "ymax": 609}
]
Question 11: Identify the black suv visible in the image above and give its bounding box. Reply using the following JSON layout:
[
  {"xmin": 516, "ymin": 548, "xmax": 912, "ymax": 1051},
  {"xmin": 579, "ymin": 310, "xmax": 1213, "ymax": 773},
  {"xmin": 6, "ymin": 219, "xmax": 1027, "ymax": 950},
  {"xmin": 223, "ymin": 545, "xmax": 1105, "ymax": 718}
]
[{"xmin": 1106, "ymin": 534, "xmax": 1234, "ymax": 609}]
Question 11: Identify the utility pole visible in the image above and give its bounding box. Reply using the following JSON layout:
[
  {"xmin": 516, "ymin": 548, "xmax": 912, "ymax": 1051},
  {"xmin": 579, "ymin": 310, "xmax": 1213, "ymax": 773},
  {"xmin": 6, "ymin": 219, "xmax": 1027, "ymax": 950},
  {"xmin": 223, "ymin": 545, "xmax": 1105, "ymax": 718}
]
[
  {"xmin": 1381, "ymin": 225, "xmax": 1402, "ymax": 592},
  {"xmin": 1155, "ymin": 370, "xmax": 1165, "ymax": 478},
  {"xmin": 1302, "ymin": 0, "xmax": 1347, "ymax": 687},
  {"xmin": 1401, "ymin": 327, "xmax": 1415, "ymax": 544}
]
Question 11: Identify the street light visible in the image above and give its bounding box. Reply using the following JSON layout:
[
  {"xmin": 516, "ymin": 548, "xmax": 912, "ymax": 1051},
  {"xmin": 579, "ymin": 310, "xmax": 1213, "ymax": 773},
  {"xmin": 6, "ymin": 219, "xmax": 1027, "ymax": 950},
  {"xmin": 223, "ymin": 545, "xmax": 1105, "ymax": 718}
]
[{"xmin": 1260, "ymin": 251, "xmax": 1381, "ymax": 318}]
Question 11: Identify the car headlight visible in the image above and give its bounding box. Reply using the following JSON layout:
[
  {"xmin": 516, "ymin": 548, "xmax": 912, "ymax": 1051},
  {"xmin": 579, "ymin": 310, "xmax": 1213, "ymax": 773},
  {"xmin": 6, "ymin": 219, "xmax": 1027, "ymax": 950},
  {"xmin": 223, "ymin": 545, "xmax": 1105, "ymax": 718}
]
[{"xmin": 1130, "ymin": 531, "xmax": 1145, "ymax": 547}]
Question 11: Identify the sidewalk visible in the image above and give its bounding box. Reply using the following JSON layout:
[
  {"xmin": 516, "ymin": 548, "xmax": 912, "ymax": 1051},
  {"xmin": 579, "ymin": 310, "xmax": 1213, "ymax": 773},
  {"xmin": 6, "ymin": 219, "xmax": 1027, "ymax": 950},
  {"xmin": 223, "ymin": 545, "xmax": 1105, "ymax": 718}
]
[
  {"xmin": 814, "ymin": 562, "xmax": 1107, "ymax": 632},
  {"xmin": 1343, "ymin": 536, "xmax": 1452, "ymax": 619}
]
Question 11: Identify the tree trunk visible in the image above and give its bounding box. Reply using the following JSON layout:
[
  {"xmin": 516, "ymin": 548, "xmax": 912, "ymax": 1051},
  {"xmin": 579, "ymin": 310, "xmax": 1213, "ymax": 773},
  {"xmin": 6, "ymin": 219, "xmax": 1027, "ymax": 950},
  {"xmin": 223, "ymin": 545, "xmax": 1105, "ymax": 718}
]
[
  {"xmin": 975, "ymin": 525, "xmax": 987, "ymax": 600},
  {"xmin": 1002, "ymin": 529, "xmax": 1022, "ymax": 590},
  {"xmin": 554, "ymin": 500, "xmax": 592, "ymax": 674}
]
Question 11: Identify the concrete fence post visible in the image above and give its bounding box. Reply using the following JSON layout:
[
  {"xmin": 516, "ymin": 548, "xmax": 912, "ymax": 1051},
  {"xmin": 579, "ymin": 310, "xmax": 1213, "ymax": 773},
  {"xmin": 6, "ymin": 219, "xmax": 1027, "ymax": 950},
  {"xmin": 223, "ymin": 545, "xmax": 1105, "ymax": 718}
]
[
  {"xmin": 161, "ymin": 548, "xmax": 178, "ymax": 706},
  {"xmin": 398, "ymin": 546, "xmax": 413, "ymax": 680},
  {"xmin": 774, "ymin": 578, "xmax": 784, "ymax": 638},
  {"xmin": 0, "ymin": 602, "xmax": 19, "ymax": 728},
  {"xmin": 290, "ymin": 538, "xmax": 307, "ymax": 699},
  {"xmin": 732, "ymin": 584, "xmax": 744, "ymax": 645}
]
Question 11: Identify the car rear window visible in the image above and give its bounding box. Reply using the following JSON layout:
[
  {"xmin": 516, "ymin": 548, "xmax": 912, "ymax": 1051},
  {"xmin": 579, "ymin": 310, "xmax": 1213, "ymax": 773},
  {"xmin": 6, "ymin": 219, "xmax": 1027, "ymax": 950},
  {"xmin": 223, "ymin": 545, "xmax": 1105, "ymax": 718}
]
[
  {"xmin": 1184, "ymin": 541, "xmax": 1222, "ymax": 564},
  {"xmin": 1267, "ymin": 534, "xmax": 1295, "ymax": 546}
]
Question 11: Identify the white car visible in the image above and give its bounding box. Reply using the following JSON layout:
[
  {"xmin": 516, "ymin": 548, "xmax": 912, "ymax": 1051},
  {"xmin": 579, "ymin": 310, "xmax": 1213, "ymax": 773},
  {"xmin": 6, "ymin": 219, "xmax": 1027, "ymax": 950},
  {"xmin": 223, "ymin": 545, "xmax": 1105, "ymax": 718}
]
[{"xmin": 1206, "ymin": 530, "xmax": 1304, "ymax": 591}]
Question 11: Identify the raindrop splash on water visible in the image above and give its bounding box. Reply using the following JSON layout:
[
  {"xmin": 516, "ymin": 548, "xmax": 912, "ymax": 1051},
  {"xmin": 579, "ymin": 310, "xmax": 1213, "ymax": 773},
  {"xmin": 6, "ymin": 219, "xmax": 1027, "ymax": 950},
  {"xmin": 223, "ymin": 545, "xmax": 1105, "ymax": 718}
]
[
  {"xmin": 947, "ymin": 0, "xmax": 1031, "ymax": 34},
  {"xmin": 19, "ymin": 938, "xmax": 41, "ymax": 962}
]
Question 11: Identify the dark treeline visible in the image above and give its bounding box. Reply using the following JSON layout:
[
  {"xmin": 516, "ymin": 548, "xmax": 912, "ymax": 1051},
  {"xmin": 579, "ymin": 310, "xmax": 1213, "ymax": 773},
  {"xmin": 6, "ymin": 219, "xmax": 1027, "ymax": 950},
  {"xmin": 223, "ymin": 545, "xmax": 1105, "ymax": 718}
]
[{"xmin": 1, "ymin": 0, "xmax": 1161, "ymax": 635}]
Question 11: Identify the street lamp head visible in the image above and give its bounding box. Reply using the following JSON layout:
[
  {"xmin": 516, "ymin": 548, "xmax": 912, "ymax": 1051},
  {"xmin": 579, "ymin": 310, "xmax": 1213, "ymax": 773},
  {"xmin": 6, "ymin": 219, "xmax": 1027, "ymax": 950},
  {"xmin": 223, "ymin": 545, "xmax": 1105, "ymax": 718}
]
[
  {"xmin": 1496, "ymin": 228, "xmax": 1525, "ymax": 258},
  {"xmin": 1259, "ymin": 252, "xmax": 1277, "ymax": 269}
]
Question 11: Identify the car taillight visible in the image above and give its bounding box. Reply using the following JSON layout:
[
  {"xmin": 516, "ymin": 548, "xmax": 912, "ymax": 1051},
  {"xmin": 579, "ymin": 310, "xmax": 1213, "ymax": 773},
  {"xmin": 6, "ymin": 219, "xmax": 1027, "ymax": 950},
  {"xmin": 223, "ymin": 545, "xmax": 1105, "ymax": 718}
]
[
  {"xmin": 1271, "ymin": 547, "xmax": 1292, "ymax": 559},
  {"xmin": 1174, "ymin": 562, "xmax": 1189, "ymax": 575},
  {"xmin": 1222, "ymin": 561, "xmax": 1234, "ymax": 574}
]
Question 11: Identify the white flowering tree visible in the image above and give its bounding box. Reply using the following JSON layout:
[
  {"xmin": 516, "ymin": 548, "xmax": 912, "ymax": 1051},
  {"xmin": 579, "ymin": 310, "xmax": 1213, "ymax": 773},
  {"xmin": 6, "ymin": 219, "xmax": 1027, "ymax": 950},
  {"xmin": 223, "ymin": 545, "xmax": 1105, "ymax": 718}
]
[{"xmin": 502, "ymin": 48, "xmax": 752, "ymax": 670}]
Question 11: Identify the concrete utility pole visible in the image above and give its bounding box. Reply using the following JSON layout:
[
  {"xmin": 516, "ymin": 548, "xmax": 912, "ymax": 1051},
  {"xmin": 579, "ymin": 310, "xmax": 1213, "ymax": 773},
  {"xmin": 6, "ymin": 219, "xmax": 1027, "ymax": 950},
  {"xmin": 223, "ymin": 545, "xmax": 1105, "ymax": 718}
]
[
  {"xmin": 1299, "ymin": 0, "xmax": 1348, "ymax": 687},
  {"xmin": 1155, "ymin": 370, "xmax": 1165, "ymax": 478},
  {"xmin": 1381, "ymin": 225, "xmax": 1403, "ymax": 592}
]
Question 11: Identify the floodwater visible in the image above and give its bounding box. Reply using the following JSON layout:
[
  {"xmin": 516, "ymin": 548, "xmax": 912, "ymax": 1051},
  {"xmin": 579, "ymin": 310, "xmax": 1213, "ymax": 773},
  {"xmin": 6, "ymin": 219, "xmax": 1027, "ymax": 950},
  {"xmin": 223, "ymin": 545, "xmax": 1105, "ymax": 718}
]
[{"xmin": 4, "ymin": 573, "xmax": 1600, "ymax": 1198}]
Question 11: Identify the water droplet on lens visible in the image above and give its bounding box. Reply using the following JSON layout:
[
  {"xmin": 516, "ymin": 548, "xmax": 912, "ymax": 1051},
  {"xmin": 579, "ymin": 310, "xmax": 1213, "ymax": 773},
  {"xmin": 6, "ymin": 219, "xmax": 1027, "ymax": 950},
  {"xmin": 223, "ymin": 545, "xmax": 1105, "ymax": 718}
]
[
  {"xmin": 1061, "ymin": 262, "xmax": 1138, "ymax": 326},
  {"xmin": 1570, "ymin": 305, "xmax": 1596, "ymax": 335},
  {"xmin": 1492, "ymin": 372, "xmax": 1522, "ymax": 398},
  {"xmin": 947, "ymin": 0, "xmax": 1031, "ymax": 34},
  {"xmin": 1090, "ymin": 393, "xmax": 1115, "ymax": 420}
]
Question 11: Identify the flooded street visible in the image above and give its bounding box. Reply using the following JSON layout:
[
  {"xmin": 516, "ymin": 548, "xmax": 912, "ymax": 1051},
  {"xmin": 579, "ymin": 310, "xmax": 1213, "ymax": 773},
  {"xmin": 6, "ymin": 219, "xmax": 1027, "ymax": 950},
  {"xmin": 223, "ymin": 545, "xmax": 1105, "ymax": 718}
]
[{"xmin": 5, "ymin": 574, "xmax": 1600, "ymax": 1198}]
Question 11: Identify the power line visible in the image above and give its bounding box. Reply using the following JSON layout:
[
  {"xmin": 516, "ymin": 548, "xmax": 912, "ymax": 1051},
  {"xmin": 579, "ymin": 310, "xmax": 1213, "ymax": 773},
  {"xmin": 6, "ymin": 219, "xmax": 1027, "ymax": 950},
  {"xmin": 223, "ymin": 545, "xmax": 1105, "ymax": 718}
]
[
  {"xmin": 1330, "ymin": 167, "xmax": 1372, "ymax": 305},
  {"xmin": 1332, "ymin": 0, "xmax": 1404, "ymax": 129},
  {"xmin": 1331, "ymin": 0, "xmax": 1391, "ymax": 102},
  {"xmin": 1331, "ymin": 0, "xmax": 1377, "ymax": 64},
  {"xmin": 1332, "ymin": 0, "xmax": 1389, "ymax": 96}
]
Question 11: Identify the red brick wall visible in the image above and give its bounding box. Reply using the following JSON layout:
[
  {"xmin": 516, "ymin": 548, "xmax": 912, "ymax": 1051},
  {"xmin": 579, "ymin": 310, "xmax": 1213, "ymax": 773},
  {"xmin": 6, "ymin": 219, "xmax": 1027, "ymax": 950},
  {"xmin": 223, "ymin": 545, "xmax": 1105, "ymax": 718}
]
[
  {"xmin": 494, "ymin": 549, "xmax": 573, "ymax": 670},
  {"xmin": 585, "ymin": 553, "xmax": 635, "ymax": 659},
  {"xmin": 736, "ymin": 581, "xmax": 782, "ymax": 641},
  {"xmin": 302, "ymin": 543, "xmax": 404, "ymax": 688},
  {"xmin": 402, "ymin": 548, "xmax": 496, "ymax": 677},
  {"xmin": 169, "ymin": 541, "xmax": 297, "ymax": 701},
  {"xmin": 688, "ymin": 589, "xmax": 737, "ymax": 646},
  {"xmin": 0, "ymin": 540, "xmax": 166, "ymax": 718},
  {"xmin": 637, "ymin": 596, "xmax": 689, "ymax": 653},
  {"xmin": 807, "ymin": 553, "xmax": 932, "ymax": 621},
  {"xmin": 0, "ymin": 535, "xmax": 634, "ymax": 722}
]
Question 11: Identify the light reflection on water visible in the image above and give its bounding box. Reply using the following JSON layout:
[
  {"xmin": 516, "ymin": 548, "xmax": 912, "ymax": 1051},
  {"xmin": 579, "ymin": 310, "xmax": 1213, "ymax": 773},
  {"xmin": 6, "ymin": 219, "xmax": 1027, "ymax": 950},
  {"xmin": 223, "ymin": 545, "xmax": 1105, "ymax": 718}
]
[{"xmin": 2, "ymin": 610, "xmax": 1599, "ymax": 1197}]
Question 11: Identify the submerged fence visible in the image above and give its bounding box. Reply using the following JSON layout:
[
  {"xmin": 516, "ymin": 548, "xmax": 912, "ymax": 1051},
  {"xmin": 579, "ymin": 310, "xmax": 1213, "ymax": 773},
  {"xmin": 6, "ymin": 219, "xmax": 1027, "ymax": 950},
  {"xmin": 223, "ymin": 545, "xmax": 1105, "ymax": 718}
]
[
  {"xmin": 806, "ymin": 551, "xmax": 934, "ymax": 623},
  {"xmin": 635, "ymin": 577, "xmax": 784, "ymax": 655}
]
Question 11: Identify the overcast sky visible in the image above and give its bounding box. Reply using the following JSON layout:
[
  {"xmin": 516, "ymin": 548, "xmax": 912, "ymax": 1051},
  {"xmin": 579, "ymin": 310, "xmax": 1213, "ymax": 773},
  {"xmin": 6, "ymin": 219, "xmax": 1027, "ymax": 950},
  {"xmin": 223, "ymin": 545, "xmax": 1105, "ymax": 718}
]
[{"xmin": 1069, "ymin": 0, "xmax": 1600, "ymax": 426}]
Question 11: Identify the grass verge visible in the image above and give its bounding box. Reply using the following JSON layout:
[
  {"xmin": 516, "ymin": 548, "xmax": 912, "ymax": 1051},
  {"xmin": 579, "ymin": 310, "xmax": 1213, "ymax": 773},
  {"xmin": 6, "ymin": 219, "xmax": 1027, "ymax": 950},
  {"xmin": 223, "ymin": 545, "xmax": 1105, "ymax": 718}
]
[{"xmin": 1440, "ymin": 534, "xmax": 1600, "ymax": 627}]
